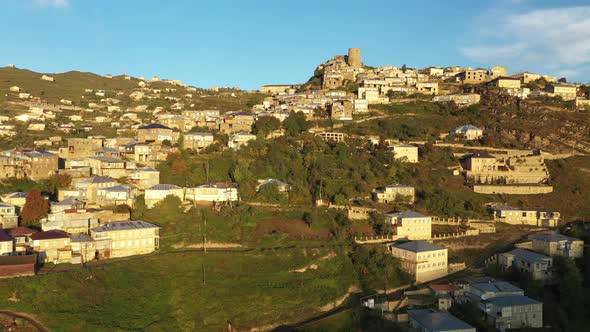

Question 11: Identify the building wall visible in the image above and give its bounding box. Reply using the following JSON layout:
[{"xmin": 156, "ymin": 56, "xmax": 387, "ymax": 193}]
[
  {"xmin": 391, "ymin": 247, "xmax": 448, "ymax": 283},
  {"xmin": 92, "ymin": 228, "xmax": 159, "ymax": 258},
  {"xmin": 392, "ymin": 146, "xmax": 418, "ymax": 163}
]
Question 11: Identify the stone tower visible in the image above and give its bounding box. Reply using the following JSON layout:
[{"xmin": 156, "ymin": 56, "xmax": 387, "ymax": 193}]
[{"xmin": 347, "ymin": 48, "xmax": 361, "ymax": 67}]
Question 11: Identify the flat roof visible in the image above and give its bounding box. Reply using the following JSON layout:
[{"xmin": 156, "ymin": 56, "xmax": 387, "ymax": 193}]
[
  {"xmin": 393, "ymin": 240, "xmax": 444, "ymax": 253},
  {"xmin": 408, "ymin": 309, "xmax": 475, "ymax": 331},
  {"xmin": 91, "ymin": 220, "xmax": 159, "ymax": 232},
  {"xmin": 488, "ymin": 295, "xmax": 541, "ymax": 307}
]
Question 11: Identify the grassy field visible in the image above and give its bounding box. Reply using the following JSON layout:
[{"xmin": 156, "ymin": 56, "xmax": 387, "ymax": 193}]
[{"xmin": 0, "ymin": 249, "xmax": 354, "ymax": 332}]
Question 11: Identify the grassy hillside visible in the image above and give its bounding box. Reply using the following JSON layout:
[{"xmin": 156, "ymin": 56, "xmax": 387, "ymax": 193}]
[{"xmin": 0, "ymin": 250, "xmax": 354, "ymax": 331}]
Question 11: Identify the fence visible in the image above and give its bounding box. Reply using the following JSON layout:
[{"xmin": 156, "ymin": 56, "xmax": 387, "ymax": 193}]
[{"xmin": 354, "ymin": 234, "xmax": 398, "ymax": 244}]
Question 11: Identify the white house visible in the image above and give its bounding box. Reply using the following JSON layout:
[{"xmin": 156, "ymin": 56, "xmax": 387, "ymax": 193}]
[
  {"xmin": 184, "ymin": 183, "xmax": 238, "ymax": 203},
  {"xmin": 144, "ymin": 184, "xmax": 184, "ymax": 208},
  {"xmin": 451, "ymin": 125, "xmax": 483, "ymax": 140}
]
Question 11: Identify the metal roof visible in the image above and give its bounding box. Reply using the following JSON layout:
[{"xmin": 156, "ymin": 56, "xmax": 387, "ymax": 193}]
[
  {"xmin": 488, "ymin": 295, "xmax": 541, "ymax": 307},
  {"xmin": 91, "ymin": 220, "xmax": 159, "ymax": 232},
  {"xmin": 408, "ymin": 309, "xmax": 475, "ymax": 331},
  {"xmin": 393, "ymin": 240, "xmax": 444, "ymax": 253},
  {"xmin": 504, "ymin": 248, "xmax": 551, "ymax": 264},
  {"xmin": 148, "ymin": 184, "xmax": 181, "ymax": 191}
]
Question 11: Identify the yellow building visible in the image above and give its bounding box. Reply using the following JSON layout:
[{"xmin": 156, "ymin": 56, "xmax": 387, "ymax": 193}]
[
  {"xmin": 575, "ymin": 97, "xmax": 590, "ymax": 110},
  {"xmin": 488, "ymin": 77, "xmax": 521, "ymax": 89},
  {"xmin": 545, "ymin": 83, "xmax": 577, "ymax": 101},
  {"xmin": 530, "ymin": 232, "xmax": 584, "ymax": 258},
  {"xmin": 90, "ymin": 220, "xmax": 160, "ymax": 258},
  {"xmin": 31, "ymin": 230, "xmax": 72, "ymax": 264},
  {"xmin": 390, "ymin": 240, "xmax": 448, "ymax": 283},
  {"xmin": 490, "ymin": 65, "xmax": 507, "ymax": 78},
  {"xmin": 462, "ymin": 69, "xmax": 489, "ymax": 84},
  {"xmin": 372, "ymin": 184, "xmax": 415, "ymax": 204},
  {"xmin": 386, "ymin": 211, "xmax": 431, "ymax": 240},
  {"xmin": 492, "ymin": 206, "xmax": 560, "ymax": 227},
  {"xmin": 391, "ymin": 144, "xmax": 419, "ymax": 163}
]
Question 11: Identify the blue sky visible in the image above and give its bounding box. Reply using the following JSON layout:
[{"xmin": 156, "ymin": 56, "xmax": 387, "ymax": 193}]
[{"xmin": 1, "ymin": 0, "xmax": 589, "ymax": 89}]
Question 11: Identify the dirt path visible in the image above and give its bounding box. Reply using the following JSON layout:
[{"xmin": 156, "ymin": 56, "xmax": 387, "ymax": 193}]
[{"xmin": 0, "ymin": 310, "xmax": 49, "ymax": 332}]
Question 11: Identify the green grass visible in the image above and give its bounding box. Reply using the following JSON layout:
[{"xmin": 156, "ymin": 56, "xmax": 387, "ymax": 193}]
[{"xmin": 0, "ymin": 250, "xmax": 354, "ymax": 332}]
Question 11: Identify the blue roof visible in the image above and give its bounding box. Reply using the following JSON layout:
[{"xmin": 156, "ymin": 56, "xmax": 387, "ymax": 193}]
[
  {"xmin": 393, "ymin": 240, "xmax": 444, "ymax": 253},
  {"xmin": 408, "ymin": 309, "xmax": 475, "ymax": 331},
  {"xmin": 390, "ymin": 211, "xmax": 427, "ymax": 219},
  {"xmin": 504, "ymin": 248, "xmax": 551, "ymax": 264},
  {"xmin": 488, "ymin": 295, "xmax": 541, "ymax": 307},
  {"xmin": 148, "ymin": 184, "xmax": 181, "ymax": 190},
  {"xmin": 471, "ymin": 281, "xmax": 523, "ymax": 294}
]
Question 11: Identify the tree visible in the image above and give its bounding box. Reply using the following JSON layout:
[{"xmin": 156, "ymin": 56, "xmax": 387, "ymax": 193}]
[
  {"xmin": 21, "ymin": 189, "xmax": 49, "ymax": 227},
  {"xmin": 401, "ymin": 64, "xmax": 407, "ymax": 73},
  {"xmin": 558, "ymin": 77, "xmax": 567, "ymax": 83},
  {"xmin": 252, "ymin": 116, "xmax": 280, "ymax": 138},
  {"xmin": 283, "ymin": 111, "xmax": 310, "ymax": 136}
]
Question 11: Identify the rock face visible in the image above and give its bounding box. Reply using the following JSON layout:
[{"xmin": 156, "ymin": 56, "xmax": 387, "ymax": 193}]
[{"xmin": 477, "ymin": 89, "xmax": 590, "ymax": 154}]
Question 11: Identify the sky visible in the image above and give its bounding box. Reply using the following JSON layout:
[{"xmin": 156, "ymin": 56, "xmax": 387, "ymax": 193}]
[{"xmin": 1, "ymin": 0, "xmax": 589, "ymax": 89}]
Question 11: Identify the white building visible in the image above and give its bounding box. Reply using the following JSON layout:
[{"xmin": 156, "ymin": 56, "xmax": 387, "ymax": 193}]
[
  {"xmin": 390, "ymin": 240, "xmax": 448, "ymax": 283},
  {"xmin": 184, "ymin": 183, "xmax": 238, "ymax": 203},
  {"xmin": 391, "ymin": 144, "xmax": 419, "ymax": 163},
  {"xmin": 385, "ymin": 211, "xmax": 431, "ymax": 240},
  {"xmin": 451, "ymin": 125, "xmax": 483, "ymax": 140},
  {"xmin": 144, "ymin": 184, "xmax": 184, "ymax": 208}
]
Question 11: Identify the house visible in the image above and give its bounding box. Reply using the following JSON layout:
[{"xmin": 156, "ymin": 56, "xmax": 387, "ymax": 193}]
[
  {"xmin": 575, "ymin": 97, "xmax": 590, "ymax": 110},
  {"xmin": 70, "ymin": 233, "xmax": 96, "ymax": 264},
  {"xmin": 144, "ymin": 184, "xmax": 184, "ymax": 208},
  {"xmin": 0, "ymin": 149, "xmax": 59, "ymax": 181},
  {"xmin": 408, "ymin": 309, "xmax": 475, "ymax": 332},
  {"xmin": 31, "ymin": 230, "xmax": 72, "ymax": 264},
  {"xmin": 50, "ymin": 198, "xmax": 85, "ymax": 213},
  {"xmin": 184, "ymin": 132, "xmax": 214, "ymax": 151},
  {"xmin": 184, "ymin": 183, "xmax": 239, "ymax": 203},
  {"xmin": 390, "ymin": 240, "xmax": 447, "ymax": 283},
  {"xmin": 0, "ymin": 255, "xmax": 37, "ymax": 279},
  {"xmin": 9, "ymin": 226, "xmax": 37, "ymax": 253},
  {"xmin": 451, "ymin": 125, "xmax": 483, "ymax": 140},
  {"xmin": 461, "ymin": 69, "xmax": 489, "ymax": 84},
  {"xmin": 464, "ymin": 152, "xmax": 550, "ymax": 185},
  {"xmin": 137, "ymin": 124, "xmax": 177, "ymax": 143},
  {"xmin": 466, "ymin": 280, "xmax": 524, "ymax": 302},
  {"xmin": 497, "ymin": 248, "xmax": 554, "ymax": 282},
  {"xmin": 545, "ymin": 83, "xmax": 577, "ymax": 101},
  {"xmin": 0, "ymin": 230, "xmax": 13, "ymax": 256},
  {"xmin": 372, "ymin": 184, "xmax": 415, "ymax": 204},
  {"xmin": 9, "ymin": 86, "xmax": 20, "ymax": 92},
  {"xmin": 27, "ymin": 123, "xmax": 46, "ymax": 131},
  {"xmin": 256, "ymin": 179, "xmax": 290, "ymax": 192},
  {"xmin": 59, "ymin": 176, "xmax": 119, "ymax": 203},
  {"xmin": 59, "ymin": 137, "xmax": 104, "ymax": 159},
  {"xmin": 481, "ymin": 296, "xmax": 543, "ymax": 331},
  {"xmin": 96, "ymin": 185, "xmax": 135, "ymax": 207},
  {"xmin": 415, "ymin": 82, "xmax": 439, "ymax": 95},
  {"xmin": 490, "ymin": 65, "xmax": 507, "ymax": 78},
  {"xmin": 128, "ymin": 167, "xmax": 160, "ymax": 190},
  {"xmin": 530, "ymin": 232, "xmax": 584, "ymax": 258},
  {"xmin": 391, "ymin": 144, "xmax": 418, "ymax": 163},
  {"xmin": 90, "ymin": 220, "xmax": 160, "ymax": 258},
  {"xmin": 329, "ymin": 100, "xmax": 353, "ymax": 120},
  {"xmin": 41, "ymin": 75, "xmax": 55, "ymax": 82},
  {"xmin": 316, "ymin": 132, "xmax": 346, "ymax": 143},
  {"xmin": 487, "ymin": 76, "xmax": 521, "ymax": 89},
  {"xmin": 0, "ymin": 202, "xmax": 19, "ymax": 229},
  {"xmin": 492, "ymin": 206, "xmax": 560, "ymax": 227},
  {"xmin": 228, "ymin": 132, "xmax": 256, "ymax": 150},
  {"xmin": 386, "ymin": 211, "xmax": 431, "ymax": 240},
  {"xmin": 40, "ymin": 213, "xmax": 99, "ymax": 234}
]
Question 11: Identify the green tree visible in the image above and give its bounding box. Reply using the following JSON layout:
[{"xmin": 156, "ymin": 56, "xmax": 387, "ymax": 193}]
[
  {"xmin": 283, "ymin": 111, "xmax": 310, "ymax": 136},
  {"xmin": 252, "ymin": 116, "xmax": 280, "ymax": 139}
]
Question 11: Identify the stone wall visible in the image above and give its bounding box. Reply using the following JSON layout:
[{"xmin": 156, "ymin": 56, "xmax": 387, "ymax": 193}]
[{"xmin": 473, "ymin": 185, "xmax": 553, "ymax": 194}]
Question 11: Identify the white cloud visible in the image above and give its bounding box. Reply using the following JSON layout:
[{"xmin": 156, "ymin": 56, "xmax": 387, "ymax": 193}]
[
  {"xmin": 461, "ymin": 6, "xmax": 590, "ymax": 80},
  {"xmin": 34, "ymin": 0, "xmax": 69, "ymax": 8}
]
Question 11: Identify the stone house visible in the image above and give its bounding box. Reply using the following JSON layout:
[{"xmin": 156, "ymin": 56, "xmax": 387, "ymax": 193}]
[
  {"xmin": 137, "ymin": 124, "xmax": 177, "ymax": 143},
  {"xmin": 0, "ymin": 230, "xmax": 13, "ymax": 256},
  {"xmin": 128, "ymin": 167, "xmax": 160, "ymax": 190},
  {"xmin": 31, "ymin": 230, "xmax": 72, "ymax": 264},
  {"xmin": 492, "ymin": 206, "xmax": 559, "ymax": 227},
  {"xmin": 391, "ymin": 144, "xmax": 419, "ymax": 163},
  {"xmin": 461, "ymin": 69, "xmax": 489, "ymax": 84},
  {"xmin": 184, "ymin": 132, "xmax": 215, "ymax": 152},
  {"xmin": 464, "ymin": 152, "xmax": 549, "ymax": 185},
  {"xmin": 228, "ymin": 132, "xmax": 256, "ymax": 150},
  {"xmin": 96, "ymin": 185, "xmax": 136, "ymax": 207},
  {"xmin": 144, "ymin": 184, "xmax": 184, "ymax": 208},
  {"xmin": 0, "ymin": 149, "xmax": 58, "ymax": 181},
  {"xmin": 408, "ymin": 309, "xmax": 475, "ymax": 332},
  {"xmin": 390, "ymin": 240, "xmax": 447, "ymax": 283},
  {"xmin": 545, "ymin": 83, "xmax": 577, "ymax": 101},
  {"xmin": 0, "ymin": 202, "xmax": 19, "ymax": 229},
  {"xmin": 9, "ymin": 226, "xmax": 36, "ymax": 253},
  {"xmin": 329, "ymin": 100, "xmax": 353, "ymax": 120},
  {"xmin": 50, "ymin": 198, "xmax": 86, "ymax": 213},
  {"xmin": 415, "ymin": 82, "xmax": 439, "ymax": 95},
  {"xmin": 184, "ymin": 183, "xmax": 239, "ymax": 203},
  {"xmin": 372, "ymin": 184, "xmax": 415, "ymax": 204},
  {"xmin": 433, "ymin": 93, "xmax": 481, "ymax": 107},
  {"xmin": 497, "ymin": 248, "xmax": 554, "ymax": 282},
  {"xmin": 487, "ymin": 76, "xmax": 521, "ymax": 89},
  {"xmin": 481, "ymin": 296, "xmax": 543, "ymax": 331},
  {"xmin": 530, "ymin": 232, "xmax": 583, "ymax": 258},
  {"xmin": 386, "ymin": 211, "xmax": 431, "ymax": 240},
  {"xmin": 451, "ymin": 125, "xmax": 483, "ymax": 140},
  {"xmin": 90, "ymin": 220, "xmax": 160, "ymax": 258},
  {"xmin": 58, "ymin": 137, "xmax": 104, "ymax": 159}
]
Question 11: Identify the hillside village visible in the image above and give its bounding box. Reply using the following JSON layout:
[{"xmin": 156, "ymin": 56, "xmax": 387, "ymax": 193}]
[{"xmin": 0, "ymin": 49, "xmax": 590, "ymax": 331}]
